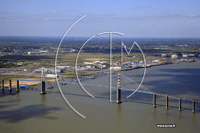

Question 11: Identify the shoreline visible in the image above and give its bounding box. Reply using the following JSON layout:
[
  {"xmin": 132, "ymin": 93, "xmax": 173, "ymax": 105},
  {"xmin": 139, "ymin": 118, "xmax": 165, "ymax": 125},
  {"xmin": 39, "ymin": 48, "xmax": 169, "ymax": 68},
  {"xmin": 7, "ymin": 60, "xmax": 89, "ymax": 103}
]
[{"xmin": 1, "ymin": 59, "xmax": 200, "ymax": 91}]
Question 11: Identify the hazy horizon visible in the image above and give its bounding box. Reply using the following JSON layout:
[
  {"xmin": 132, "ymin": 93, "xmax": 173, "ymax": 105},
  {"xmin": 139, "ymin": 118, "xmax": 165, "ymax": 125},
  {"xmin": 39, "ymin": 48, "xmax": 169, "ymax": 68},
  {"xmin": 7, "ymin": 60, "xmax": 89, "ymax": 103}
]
[{"xmin": 1, "ymin": 35, "xmax": 200, "ymax": 39}]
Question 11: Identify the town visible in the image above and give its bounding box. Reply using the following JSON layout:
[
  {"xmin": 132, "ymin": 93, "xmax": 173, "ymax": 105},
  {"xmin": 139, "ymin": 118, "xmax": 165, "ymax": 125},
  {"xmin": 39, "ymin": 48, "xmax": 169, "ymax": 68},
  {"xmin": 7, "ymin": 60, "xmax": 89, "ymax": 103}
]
[{"xmin": 0, "ymin": 37, "xmax": 200, "ymax": 81}]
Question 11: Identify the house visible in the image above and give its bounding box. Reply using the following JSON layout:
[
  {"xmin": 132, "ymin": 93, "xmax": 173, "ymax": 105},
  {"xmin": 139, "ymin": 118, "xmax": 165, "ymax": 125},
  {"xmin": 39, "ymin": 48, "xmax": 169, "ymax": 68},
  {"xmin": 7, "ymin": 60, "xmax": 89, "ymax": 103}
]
[{"xmin": 171, "ymin": 54, "xmax": 178, "ymax": 59}]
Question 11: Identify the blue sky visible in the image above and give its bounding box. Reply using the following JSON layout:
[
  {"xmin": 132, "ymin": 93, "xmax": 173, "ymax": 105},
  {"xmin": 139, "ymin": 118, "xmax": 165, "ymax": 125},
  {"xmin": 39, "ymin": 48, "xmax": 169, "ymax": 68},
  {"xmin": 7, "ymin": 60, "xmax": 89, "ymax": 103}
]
[{"xmin": 0, "ymin": 0, "xmax": 200, "ymax": 37}]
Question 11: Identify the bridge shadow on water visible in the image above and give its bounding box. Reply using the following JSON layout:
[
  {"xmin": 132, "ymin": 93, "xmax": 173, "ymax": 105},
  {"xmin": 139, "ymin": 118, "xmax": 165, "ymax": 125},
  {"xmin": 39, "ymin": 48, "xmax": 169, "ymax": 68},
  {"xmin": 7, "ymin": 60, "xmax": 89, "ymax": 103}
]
[
  {"xmin": 0, "ymin": 89, "xmax": 18, "ymax": 98},
  {"xmin": 0, "ymin": 104, "xmax": 62, "ymax": 123}
]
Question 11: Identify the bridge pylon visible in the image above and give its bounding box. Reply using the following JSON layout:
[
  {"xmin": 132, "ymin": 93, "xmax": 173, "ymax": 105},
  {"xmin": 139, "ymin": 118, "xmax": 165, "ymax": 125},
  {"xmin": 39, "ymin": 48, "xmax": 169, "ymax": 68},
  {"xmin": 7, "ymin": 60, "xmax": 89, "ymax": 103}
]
[
  {"xmin": 40, "ymin": 67, "xmax": 46, "ymax": 95},
  {"xmin": 117, "ymin": 71, "xmax": 122, "ymax": 104}
]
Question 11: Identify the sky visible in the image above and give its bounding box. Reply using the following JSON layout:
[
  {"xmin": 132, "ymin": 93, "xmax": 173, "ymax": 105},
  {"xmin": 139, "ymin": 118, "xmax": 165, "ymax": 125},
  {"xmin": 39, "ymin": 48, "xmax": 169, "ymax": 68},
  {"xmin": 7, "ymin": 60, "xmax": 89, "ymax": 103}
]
[{"xmin": 0, "ymin": 0, "xmax": 200, "ymax": 38}]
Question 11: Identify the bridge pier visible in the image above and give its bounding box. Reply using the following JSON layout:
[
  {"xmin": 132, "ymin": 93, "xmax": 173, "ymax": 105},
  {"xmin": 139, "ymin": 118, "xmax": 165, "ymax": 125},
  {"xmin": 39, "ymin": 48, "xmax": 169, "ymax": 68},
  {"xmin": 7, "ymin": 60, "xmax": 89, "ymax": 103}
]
[
  {"xmin": 17, "ymin": 80, "xmax": 20, "ymax": 93},
  {"xmin": 166, "ymin": 95, "xmax": 169, "ymax": 109},
  {"xmin": 117, "ymin": 88, "xmax": 122, "ymax": 104},
  {"xmin": 153, "ymin": 94, "xmax": 156, "ymax": 108},
  {"xmin": 192, "ymin": 101, "xmax": 195, "ymax": 113},
  {"xmin": 40, "ymin": 81, "xmax": 46, "ymax": 95},
  {"xmin": 179, "ymin": 98, "xmax": 182, "ymax": 111},
  {"xmin": 2, "ymin": 80, "xmax": 4, "ymax": 93},
  {"xmin": 9, "ymin": 80, "xmax": 12, "ymax": 93}
]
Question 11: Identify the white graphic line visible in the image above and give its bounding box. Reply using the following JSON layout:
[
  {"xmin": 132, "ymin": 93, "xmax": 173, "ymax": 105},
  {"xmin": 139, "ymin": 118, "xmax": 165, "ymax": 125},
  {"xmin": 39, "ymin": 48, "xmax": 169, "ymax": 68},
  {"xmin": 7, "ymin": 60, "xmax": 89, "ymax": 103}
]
[{"xmin": 55, "ymin": 15, "xmax": 86, "ymax": 119}]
